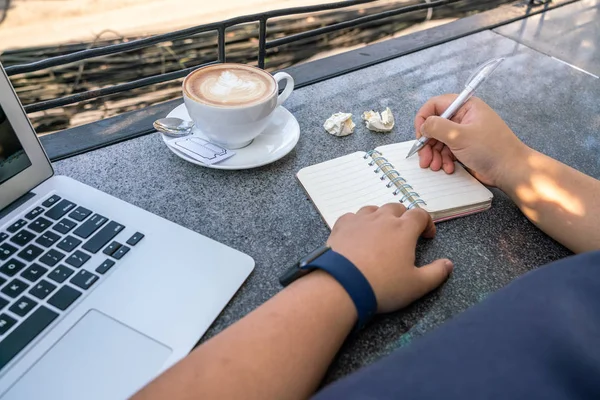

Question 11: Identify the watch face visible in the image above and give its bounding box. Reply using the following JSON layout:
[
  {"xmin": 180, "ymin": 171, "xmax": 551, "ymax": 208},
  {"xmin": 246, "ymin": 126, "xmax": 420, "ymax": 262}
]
[
  {"xmin": 279, "ymin": 245, "xmax": 331, "ymax": 287},
  {"xmin": 279, "ymin": 264, "xmax": 310, "ymax": 286},
  {"xmin": 299, "ymin": 245, "xmax": 331, "ymax": 268}
]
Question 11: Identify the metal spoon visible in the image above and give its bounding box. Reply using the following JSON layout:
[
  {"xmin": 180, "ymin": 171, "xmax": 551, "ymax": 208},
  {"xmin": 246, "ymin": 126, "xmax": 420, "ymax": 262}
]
[{"xmin": 153, "ymin": 118, "xmax": 195, "ymax": 138}]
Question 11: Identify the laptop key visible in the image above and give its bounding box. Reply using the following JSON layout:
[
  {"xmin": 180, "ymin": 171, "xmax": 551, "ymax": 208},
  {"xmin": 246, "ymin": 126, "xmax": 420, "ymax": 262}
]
[
  {"xmin": 0, "ymin": 313, "xmax": 17, "ymax": 335},
  {"xmin": 29, "ymin": 279, "xmax": 57, "ymax": 299},
  {"xmin": 0, "ymin": 258, "xmax": 26, "ymax": 277},
  {"xmin": 6, "ymin": 219, "xmax": 26, "ymax": 234},
  {"xmin": 35, "ymin": 231, "xmax": 61, "ymax": 248},
  {"xmin": 96, "ymin": 259, "xmax": 115, "ymax": 275},
  {"xmin": 28, "ymin": 216, "xmax": 53, "ymax": 233},
  {"xmin": 21, "ymin": 264, "xmax": 49, "ymax": 282},
  {"xmin": 53, "ymin": 218, "xmax": 77, "ymax": 235},
  {"xmin": 70, "ymin": 270, "xmax": 98, "ymax": 290},
  {"xmin": 0, "ymin": 243, "xmax": 17, "ymax": 261},
  {"xmin": 0, "ymin": 277, "xmax": 6, "ymax": 287},
  {"xmin": 0, "ymin": 297, "xmax": 8, "ymax": 311},
  {"xmin": 0, "ymin": 306, "xmax": 58, "ymax": 369},
  {"xmin": 73, "ymin": 214, "xmax": 108, "ymax": 239},
  {"xmin": 24, "ymin": 206, "xmax": 45, "ymax": 221},
  {"xmin": 68, "ymin": 207, "xmax": 92, "ymax": 222},
  {"xmin": 0, "ymin": 233, "xmax": 8, "ymax": 244},
  {"xmin": 48, "ymin": 265, "xmax": 74, "ymax": 284},
  {"xmin": 65, "ymin": 250, "xmax": 90, "ymax": 268},
  {"xmin": 102, "ymin": 241, "xmax": 121, "ymax": 256},
  {"xmin": 57, "ymin": 235, "xmax": 82, "ymax": 253},
  {"xmin": 39, "ymin": 249, "xmax": 66, "ymax": 267},
  {"xmin": 47, "ymin": 286, "xmax": 81, "ymax": 311},
  {"xmin": 1, "ymin": 278, "xmax": 29, "ymax": 298},
  {"xmin": 9, "ymin": 296, "xmax": 37, "ymax": 317},
  {"xmin": 82, "ymin": 221, "xmax": 125, "ymax": 254},
  {"xmin": 10, "ymin": 229, "xmax": 36, "ymax": 246},
  {"xmin": 17, "ymin": 244, "xmax": 44, "ymax": 262},
  {"xmin": 6, "ymin": 220, "xmax": 26, "ymax": 234},
  {"xmin": 112, "ymin": 245, "xmax": 130, "ymax": 260},
  {"xmin": 126, "ymin": 232, "xmax": 145, "ymax": 246},
  {"xmin": 42, "ymin": 195, "xmax": 61, "ymax": 208},
  {"xmin": 45, "ymin": 200, "xmax": 76, "ymax": 221}
]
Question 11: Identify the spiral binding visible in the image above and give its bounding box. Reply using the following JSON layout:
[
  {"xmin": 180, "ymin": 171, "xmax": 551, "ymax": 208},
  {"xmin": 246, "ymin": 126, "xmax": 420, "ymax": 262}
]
[
  {"xmin": 368, "ymin": 156, "xmax": 386, "ymax": 167},
  {"xmin": 380, "ymin": 169, "xmax": 400, "ymax": 181},
  {"xmin": 364, "ymin": 149, "xmax": 426, "ymax": 209},
  {"xmin": 364, "ymin": 150, "xmax": 382, "ymax": 159},
  {"xmin": 374, "ymin": 162, "xmax": 393, "ymax": 173},
  {"xmin": 391, "ymin": 183, "xmax": 411, "ymax": 195},
  {"xmin": 400, "ymin": 192, "xmax": 420, "ymax": 203}
]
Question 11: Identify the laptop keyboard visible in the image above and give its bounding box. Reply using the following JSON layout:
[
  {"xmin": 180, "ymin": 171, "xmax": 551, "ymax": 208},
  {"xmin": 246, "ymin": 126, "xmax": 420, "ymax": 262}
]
[{"xmin": 0, "ymin": 193, "xmax": 145, "ymax": 370}]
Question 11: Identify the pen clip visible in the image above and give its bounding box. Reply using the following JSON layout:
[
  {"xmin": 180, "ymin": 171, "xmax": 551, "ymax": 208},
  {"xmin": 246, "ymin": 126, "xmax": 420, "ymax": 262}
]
[{"xmin": 464, "ymin": 57, "xmax": 505, "ymax": 90}]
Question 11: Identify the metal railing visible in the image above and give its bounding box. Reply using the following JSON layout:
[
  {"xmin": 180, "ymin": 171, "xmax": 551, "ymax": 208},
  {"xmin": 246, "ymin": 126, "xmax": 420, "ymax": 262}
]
[{"xmin": 5, "ymin": 0, "xmax": 543, "ymax": 114}]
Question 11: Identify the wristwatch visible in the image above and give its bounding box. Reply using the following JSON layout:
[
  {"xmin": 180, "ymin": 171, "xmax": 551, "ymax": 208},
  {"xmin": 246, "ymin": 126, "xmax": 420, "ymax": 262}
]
[{"xmin": 279, "ymin": 245, "xmax": 378, "ymax": 331}]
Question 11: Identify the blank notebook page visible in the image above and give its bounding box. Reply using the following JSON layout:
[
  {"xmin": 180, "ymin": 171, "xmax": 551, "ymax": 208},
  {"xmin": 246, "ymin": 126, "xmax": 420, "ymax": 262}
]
[
  {"xmin": 377, "ymin": 141, "xmax": 492, "ymax": 214},
  {"xmin": 297, "ymin": 152, "xmax": 397, "ymax": 228}
]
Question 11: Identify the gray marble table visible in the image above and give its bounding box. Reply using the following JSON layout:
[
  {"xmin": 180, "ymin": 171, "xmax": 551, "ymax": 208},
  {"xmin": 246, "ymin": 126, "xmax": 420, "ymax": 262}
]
[{"xmin": 54, "ymin": 28, "xmax": 600, "ymax": 381}]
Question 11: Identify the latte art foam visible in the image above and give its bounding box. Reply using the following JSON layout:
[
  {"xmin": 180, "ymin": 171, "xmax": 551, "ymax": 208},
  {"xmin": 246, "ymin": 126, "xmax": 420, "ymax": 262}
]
[
  {"xmin": 185, "ymin": 65, "xmax": 275, "ymax": 107},
  {"xmin": 208, "ymin": 71, "xmax": 259, "ymax": 98}
]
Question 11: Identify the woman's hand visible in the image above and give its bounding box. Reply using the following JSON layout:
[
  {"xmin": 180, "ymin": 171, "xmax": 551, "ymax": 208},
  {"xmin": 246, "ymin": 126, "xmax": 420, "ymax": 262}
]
[
  {"xmin": 414, "ymin": 94, "xmax": 531, "ymax": 188},
  {"xmin": 327, "ymin": 204, "xmax": 453, "ymax": 314}
]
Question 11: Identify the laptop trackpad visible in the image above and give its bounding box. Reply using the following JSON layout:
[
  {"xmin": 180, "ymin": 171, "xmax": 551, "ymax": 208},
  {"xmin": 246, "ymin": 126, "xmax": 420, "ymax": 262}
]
[{"xmin": 5, "ymin": 309, "xmax": 172, "ymax": 400}]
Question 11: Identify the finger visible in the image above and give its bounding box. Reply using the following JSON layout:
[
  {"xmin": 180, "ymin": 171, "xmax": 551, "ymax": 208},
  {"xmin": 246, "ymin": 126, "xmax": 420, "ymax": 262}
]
[
  {"xmin": 331, "ymin": 211, "xmax": 354, "ymax": 228},
  {"xmin": 418, "ymin": 143, "xmax": 434, "ymax": 168},
  {"xmin": 430, "ymin": 147, "xmax": 442, "ymax": 171},
  {"xmin": 413, "ymin": 259, "xmax": 454, "ymax": 298},
  {"xmin": 414, "ymin": 94, "xmax": 460, "ymax": 138},
  {"xmin": 356, "ymin": 205, "xmax": 379, "ymax": 215},
  {"xmin": 433, "ymin": 141, "xmax": 444, "ymax": 153},
  {"xmin": 329, "ymin": 212, "xmax": 355, "ymax": 238},
  {"xmin": 450, "ymin": 98, "xmax": 477, "ymax": 124},
  {"xmin": 441, "ymin": 146, "xmax": 455, "ymax": 174},
  {"xmin": 421, "ymin": 116, "xmax": 464, "ymax": 146},
  {"xmin": 377, "ymin": 202, "xmax": 407, "ymax": 218},
  {"xmin": 401, "ymin": 207, "xmax": 436, "ymax": 239}
]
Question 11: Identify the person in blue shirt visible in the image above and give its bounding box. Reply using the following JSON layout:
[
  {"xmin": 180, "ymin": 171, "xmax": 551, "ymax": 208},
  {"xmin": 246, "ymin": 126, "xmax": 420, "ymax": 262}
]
[{"xmin": 133, "ymin": 95, "xmax": 600, "ymax": 400}]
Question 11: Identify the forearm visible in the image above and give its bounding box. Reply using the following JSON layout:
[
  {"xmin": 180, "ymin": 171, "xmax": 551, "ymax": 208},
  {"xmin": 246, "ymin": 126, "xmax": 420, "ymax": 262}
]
[
  {"xmin": 500, "ymin": 147, "xmax": 600, "ymax": 253},
  {"xmin": 132, "ymin": 271, "xmax": 357, "ymax": 400}
]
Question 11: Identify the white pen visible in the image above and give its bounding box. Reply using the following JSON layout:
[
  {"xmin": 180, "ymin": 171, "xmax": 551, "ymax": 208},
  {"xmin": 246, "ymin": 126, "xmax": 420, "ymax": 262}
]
[{"xmin": 406, "ymin": 57, "xmax": 505, "ymax": 159}]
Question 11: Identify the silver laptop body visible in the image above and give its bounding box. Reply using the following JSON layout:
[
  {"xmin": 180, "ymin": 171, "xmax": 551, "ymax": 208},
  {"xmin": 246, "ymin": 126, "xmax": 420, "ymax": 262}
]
[{"xmin": 0, "ymin": 63, "xmax": 254, "ymax": 400}]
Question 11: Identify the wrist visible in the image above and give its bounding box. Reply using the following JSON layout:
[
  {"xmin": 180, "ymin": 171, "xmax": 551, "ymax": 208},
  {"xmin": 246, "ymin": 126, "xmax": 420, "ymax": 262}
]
[
  {"xmin": 291, "ymin": 270, "xmax": 358, "ymax": 324},
  {"xmin": 496, "ymin": 143, "xmax": 535, "ymax": 194},
  {"xmin": 280, "ymin": 248, "xmax": 377, "ymax": 331}
]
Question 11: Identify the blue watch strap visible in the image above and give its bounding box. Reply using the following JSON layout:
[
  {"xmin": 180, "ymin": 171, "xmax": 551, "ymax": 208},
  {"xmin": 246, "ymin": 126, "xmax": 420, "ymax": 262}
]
[{"xmin": 305, "ymin": 250, "xmax": 378, "ymax": 330}]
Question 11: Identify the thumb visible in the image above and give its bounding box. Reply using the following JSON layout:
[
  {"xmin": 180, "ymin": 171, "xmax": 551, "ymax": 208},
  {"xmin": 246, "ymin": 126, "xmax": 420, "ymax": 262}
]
[
  {"xmin": 414, "ymin": 259, "xmax": 454, "ymax": 297},
  {"xmin": 421, "ymin": 116, "xmax": 464, "ymax": 146}
]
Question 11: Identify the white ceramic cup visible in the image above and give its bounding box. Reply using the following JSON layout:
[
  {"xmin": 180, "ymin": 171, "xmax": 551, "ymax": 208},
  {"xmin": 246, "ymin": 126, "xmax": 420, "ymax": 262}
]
[{"xmin": 182, "ymin": 63, "xmax": 294, "ymax": 149}]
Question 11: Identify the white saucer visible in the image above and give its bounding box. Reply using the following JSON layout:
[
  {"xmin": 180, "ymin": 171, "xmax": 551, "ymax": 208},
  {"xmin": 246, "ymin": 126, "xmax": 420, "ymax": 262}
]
[{"xmin": 162, "ymin": 104, "xmax": 300, "ymax": 170}]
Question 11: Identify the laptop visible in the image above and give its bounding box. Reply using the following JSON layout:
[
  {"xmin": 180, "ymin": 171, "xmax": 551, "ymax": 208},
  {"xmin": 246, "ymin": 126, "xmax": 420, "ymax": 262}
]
[{"xmin": 0, "ymin": 63, "xmax": 254, "ymax": 399}]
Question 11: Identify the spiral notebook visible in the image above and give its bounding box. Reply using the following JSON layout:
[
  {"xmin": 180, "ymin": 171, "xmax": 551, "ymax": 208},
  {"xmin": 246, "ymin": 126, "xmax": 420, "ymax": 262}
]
[{"xmin": 297, "ymin": 140, "xmax": 493, "ymax": 229}]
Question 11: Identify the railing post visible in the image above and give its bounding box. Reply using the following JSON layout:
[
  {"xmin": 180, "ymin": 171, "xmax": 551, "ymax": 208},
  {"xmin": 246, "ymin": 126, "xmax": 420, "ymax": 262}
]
[
  {"xmin": 218, "ymin": 26, "xmax": 226, "ymax": 63},
  {"xmin": 258, "ymin": 17, "xmax": 268, "ymax": 69}
]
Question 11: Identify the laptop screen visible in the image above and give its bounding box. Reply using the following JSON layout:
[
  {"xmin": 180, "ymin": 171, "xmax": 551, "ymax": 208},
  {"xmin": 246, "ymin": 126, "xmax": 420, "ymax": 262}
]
[{"xmin": 0, "ymin": 104, "xmax": 32, "ymax": 185}]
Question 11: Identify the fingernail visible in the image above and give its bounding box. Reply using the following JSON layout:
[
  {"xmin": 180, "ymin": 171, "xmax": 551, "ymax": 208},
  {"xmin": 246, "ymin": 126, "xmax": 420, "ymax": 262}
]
[
  {"xmin": 444, "ymin": 260, "xmax": 454, "ymax": 273},
  {"xmin": 420, "ymin": 124, "xmax": 427, "ymax": 135}
]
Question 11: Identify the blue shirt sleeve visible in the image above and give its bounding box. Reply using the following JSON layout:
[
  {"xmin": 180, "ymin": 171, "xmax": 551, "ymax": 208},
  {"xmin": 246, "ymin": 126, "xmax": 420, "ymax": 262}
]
[{"xmin": 314, "ymin": 251, "xmax": 600, "ymax": 400}]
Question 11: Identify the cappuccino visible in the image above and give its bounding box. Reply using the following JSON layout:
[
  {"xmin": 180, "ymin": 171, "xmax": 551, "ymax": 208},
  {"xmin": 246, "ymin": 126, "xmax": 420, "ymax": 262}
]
[
  {"xmin": 184, "ymin": 64, "xmax": 276, "ymax": 107},
  {"xmin": 182, "ymin": 62, "xmax": 295, "ymax": 149}
]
